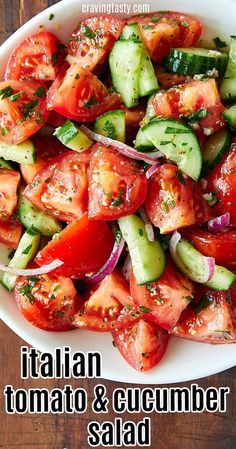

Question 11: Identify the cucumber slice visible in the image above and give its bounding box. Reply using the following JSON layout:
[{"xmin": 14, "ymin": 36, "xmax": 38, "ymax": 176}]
[
  {"xmin": 0, "ymin": 140, "xmax": 35, "ymax": 164},
  {"xmin": 142, "ymin": 118, "xmax": 202, "ymax": 180},
  {"xmin": 118, "ymin": 214, "xmax": 165, "ymax": 285},
  {"xmin": 54, "ymin": 120, "xmax": 93, "ymax": 152},
  {"xmin": 135, "ymin": 93, "xmax": 156, "ymax": 152},
  {"xmin": 120, "ymin": 22, "xmax": 142, "ymax": 41},
  {"xmin": 202, "ymin": 128, "xmax": 231, "ymax": 175},
  {"xmin": 94, "ymin": 110, "xmax": 126, "ymax": 143},
  {"xmin": 170, "ymin": 237, "xmax": 236, "ymax": 290},
  {"xmin": 19, "ymin": 195, "xmax": 62, "ymax": 237},
  {"xmin": 165, "ymin": 48, "xmax": 228, "ymax": 76},
  {"xmin": 109, "ymin": 40, "xmax": 143, "ymax": 107},
  {"xmin": 0, "ymin": 158, "xmax": 13, "ymax": 169},
  {"xmin": 223, "ymin": 104, "xmax": 236, "ymax": 130},
  {"xmin": 2, "ymin": 228, "xmax": 41, "ymax": 291},
  {"xmin": 220, "ymin": 36, "xmax": 236, "ymax": 102}
]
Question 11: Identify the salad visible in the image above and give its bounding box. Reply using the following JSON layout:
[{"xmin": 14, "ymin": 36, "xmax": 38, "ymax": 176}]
[{"xmin": 0, "ymin": 10, "xmax": 236, "ymax": 373}]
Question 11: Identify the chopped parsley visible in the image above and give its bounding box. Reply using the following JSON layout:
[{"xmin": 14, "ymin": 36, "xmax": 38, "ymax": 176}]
[
  {"xmin": 214, "ymin": 36, "xmax": 227, "ymax": 48},
  {"xmin": 55, "ymin": 310, "xmax": 65, "ymax": 318},
  {"xmin": 10, "ymin": 91, "xmax": 22, "ymax": 102},
  {"xmin": 81, "ymin": 25, "xmax": 97, "ymax": 39},
  {"xmin": 196, "ymin": 294, "xmax": 212, "ymax": 314},
  {"xmin": 183, "ymin": 22, "xmax": 189, "ymax": 28},
  {"xmin": 19, "ymin": 276, "xmax": 40, "ymax": 304},
  {"xmin": 20, "ymin": 99, "xmax": 38, "ymax": 119},
  {"xmin": 139, "ymin": 306, "xmax": 152, "ymax": 313},
  {"xmin": 1, "ymin": 127, "xmax": 9, "ymax": 136},
  {"xmin": 22, "ymin": 244, "xmax": 33, "ymax": 255},
  {"xmin": 49, "ymin": 13, "xmax": 55, "ymax": 20},
  {"xmin": 52, "ymin": 43, "xmax": 66, "ymax": 65},
  {"xmin": 27, "ymin": 225, "xmax": 39, "ymax": 236},
  {"xmin": 142, "ymin": 25, "xmax": 153, "ymax": 30},
  {"xmin": 187, "ymin": 108, "xmax": 207, "ymax": 124},
  {"xmin": 151, "ymin": 16, "xmax": 161, "ymax": 23},
  {"xmin": 0, "ymin": 86, "xmax": 14, "ymax": 99},
  {"xmin": 138, "ymin": 228, "xmax": 144, "ymax": 236},
  {"xmin": 186, "ymin": 295, "xmax": 193, "ymax": 302},
  {"xmin": 8, "ymin": 250, "xmax": 15, "ymax": 259},
  {"xmin": 34, "ymin": 86, "xmax": 46, "ymax": 98},
  {"xmin": 165, "ymin": 127, "xmax": 191, "ymax": 134},
  {"xmin": 112, "ymin": 189, "xmax": 124, "ymax": 207},
  {"xmin": 115, "ymin": 230, "xmax": 122, "ymax": 244},
  {"xmin": 176, "ymin": 170, "xmax": 186, "ymax": 185},
  {"xmin": 103, "ymin": 120, "xmax": 117, "ymax": 139},
  {"xmin": 85, "ymin": 97, "xmax": 99, "ymax": 108}
]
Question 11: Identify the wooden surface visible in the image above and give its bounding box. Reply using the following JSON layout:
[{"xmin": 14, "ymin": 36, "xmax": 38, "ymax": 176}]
[{"xmin": 0, "ymin": 1, "xmax": 236, "ymax": 448}]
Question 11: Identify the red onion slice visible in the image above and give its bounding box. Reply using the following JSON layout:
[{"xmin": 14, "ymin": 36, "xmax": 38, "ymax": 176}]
[
  {"xmin": 139, "ymin": 207, "xmax": 155, "ymax": 241},
  {"xmin": 80, "ymin": 125, "xmax": 161, "ymax": 165},
  {"xmin": 84, "ymin": 237, "xmax": 125, "ymax": 285},
  {"xmin": 0, "ymin": 259, "xmax": 63, "ymax": 277},
  {"xmin": 169, "ymin": 231, "xmax": 215, "ymax": 283},
  {"xmin": 146, "ymin": 161, "xmax": 161, "ymax": 179},
  {"xmin": 208, "ymin": 213, "xmax": 230, "ymax": 232}
]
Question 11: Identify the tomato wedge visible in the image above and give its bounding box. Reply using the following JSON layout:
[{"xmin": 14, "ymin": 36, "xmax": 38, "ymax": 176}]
[
  {"xmin": 14, "ymin": 273, "xmax": 78, "ymax": 331},
  {"xmin": 145, "ymin": 164, "xmax": 211, "ymax": 234},
  {"xmin": 0, "ymin": 219, "xmax": 22, "ymax": 249},
  {"xmin": 128, "ymin": 12, "xmax": 202, "ymax": 62},
  {"xmin": 206, "ymin": 144, "xmax": 236, "ymax": 224},
  {"xmin": 20, "ymin": 135, "xmax": 66, "ymax": 184},
  {"xmin": 35, "ymin": 213, "xmax": 114, "ymax": 278},
  {"xmin": 183, "ymin": 228, "xmax": 236, "ymax": 271},
  {"xmin": 0, "ymin": 80, "xmax": 49, "ymax": 144},
  {"xmin": 5, "ymin": 31, "xmax": 66, "ymax": 81},
  {"xmin": 112, "ymin": 319, "xmax": 170, "ymax": 371},
  {"xmin": 88, "ymin": 143, "xmax": 147, "ymax": 220},
  {"xmin": 155, "ymin": 65, "xmax": 188, "ymax": 89},
  {"xmin": 47, "ymin": 64, "xmax": 121, "ymax": 122},
  {"xmin": 0, "ymin": 168, "xmax": 20, "ymax": 220},
  {"xmin": 172, "ymin": 288, "xmax": 235, "ymax": 343},
  {"xmin": 152, "ymin": 79, "xmax": 225, "ymax": 136},
  {"xmin": 47, "ymin": 111, "xmax": 66, "ymax": 127},
  {"xmin": 67, "ymin": 15, "xmax": 124, "ymax": 71},
  {"xmin": 130, "ymin": 259, "xmax": 194, "ymax": 331},
  {"xmin": 24, "ymin": 149, "xmax": 92, "ymax": 222},
  {"xmin": 73, "ymin": 270, "xmax": 139, "ymax": 332}
]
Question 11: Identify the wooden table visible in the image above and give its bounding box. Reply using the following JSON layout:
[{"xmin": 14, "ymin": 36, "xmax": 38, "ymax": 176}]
[{"xmin": 0, "ymin": 1, "xmax": 236, "ymax": 448}]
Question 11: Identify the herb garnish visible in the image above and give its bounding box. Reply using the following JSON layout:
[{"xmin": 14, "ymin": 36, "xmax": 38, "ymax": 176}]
[
  {"xmin": 187, "ymin": 108, "xmax": 207, "ymax": 124},
  {"xmin": 85, "ymin": 97, "xmax": 99, "ymax": 108},
  {"xmin": 49, "ymin": 13, "xmax": 55, "ymax": 20},
  {"xmin": 81, "ymin": 26, "xmax": 97, "ymax": 39},
  {"xmin": 22, "ymin": 244, "xmax": 33, "ymax": 255},
  {"xmin": 10, "ymin": 91, "xmax": 22, "ymax": 102},
  {"xmin": 103, "ymin": 120, "xmax": 117, "ymax": 139},
  {"xmin": 196, "ymin": 294, "xmax": 213, "ymax": 314},
  {"xmin": 214, "ymin": 37, "xmax": 227, "ymax": 48},
  {"xmin": 139, "ymin": 306, "xmax": 152, "ymax": 313},
  {"xmin": 34, "ymin": 86, "xmax": 46, "ymax": 98},
  {"xmin": 0, "ymin": 86, "xmax": 14, "ymax": 99},
  {"xmin": 176, "ymin": 170, "xmax": 186, "ymax": 185}
]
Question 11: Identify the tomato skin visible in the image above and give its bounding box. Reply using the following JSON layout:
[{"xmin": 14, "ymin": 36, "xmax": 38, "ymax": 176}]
[
  {"xmin": 172, "ymin": 289, "xmax": 235, "ymax": 343},
  {"xmin": 20, "ymin": 135, "xmax": 66, "ymax": 184},
  {"xmin": 129, "ymin": 12, "xmax": 202, "ymax": 62},
  {"xmin": 0, "ymin": 219, "xmax": 22, "ymax": 249},
  {"xmin": 47, "ymin": 64, "xmax": 121, "ymax": 122},
  {"xmin": 206, "ymin": 144, "xmax": 236, "ymax": 224},
  {"xmin": 0, "ymin": 80, "xmax": 49, "ymax": 144},
  {"xmin": 73, "ymin": 270, "xmax": 139, "ymax": 332},
  {"xmin": 14, "ymin": 273, "xmax": 78, "ymax": 331},
  {"xmin": 47, "ymin": 111, "xmax": 66, "ymax": 127},
  {"xmin": 152, "ymin": 79, "xmax": 225, "ymax": 135},
  {"xmin": 5, "ymin": 31, "xmax": 66, "ymax": 81},
  {"xmin": 183, "ymin": 228, "xmax": 236, "ymax": 271},
  {"xmin": 88, "ymin": 143, "xmax": 147, "ymax": 220},
  {"xmin": 68, "ymin": 15, "xmax": 125, "ymax": 72},
  {"xmin": 35, "ymin": 213, "xmax": 114, "ymax": 278},
  {"xmin": 145, "ymin": 164, "xmax": 211, "ymax": 234},
  {"xmin": 155, "ymin": 65, "xmax": 188, "ymax": 89},
  {"xmin": 121, "ymin": 102, "xmax": 146, "ymax": 128},
  {"xmin": 0, "ymin": 168, "xmax": 20, "ymax": 220},
  {"xmin": 24, "ymin": 149, "xmax": 92, "ymax": 222},
  {"xmin": 130, "ymin": 259, "xmax": 194, "ymax": 331},
  {"xmin": 112, "ymin": 319, "xmax": 170, "ymax": 371}
]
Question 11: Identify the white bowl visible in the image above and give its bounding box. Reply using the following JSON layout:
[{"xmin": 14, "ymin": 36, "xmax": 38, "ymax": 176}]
[{"xmin": 1, "ymin": 0, "xmax": 236, "ymax": 384}]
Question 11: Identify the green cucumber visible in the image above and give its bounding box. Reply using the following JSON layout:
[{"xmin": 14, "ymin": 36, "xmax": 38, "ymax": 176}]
[
  {"xmin": 118, "ymin": 214, "xmax": 165, "ymax": 285},
  {"xmin": 54, "ymin": 120, "xmax": 93, "ymax": 152},
  {"xmin": 220, "ymin": 36, "xmax": 236, "ymax": 102},
  {"xmin": 165, "ymin": 48, "xmax": 228, "ymax": 76},
  {"xmin": 202, "ymin": 128, "xmax": 231, "ymax": 175},
  {"xmin": 135, "ymin": 93, "xmax": 156, "ymax": 152},
  {"xmin": 2, "ymin": 228, "xmax": 41, "ymax": 291},
  {"xmin": 109, "ymin": 40, "xmax": 143, "ymax": 107},
  {"xmin": 170, "ymin": 237, "xmax": 236, "ymax": 291},
  {"xmin": 120, "ymin": 22, "xmax": 142, "ymax": 41},
  {"xmin": 19, "ymin": 195, "xmax": 62, "ymax": 237},
  {"xmin": 223, "ymin": 104, "xmax": 236, "ymax": 130},
  {"xmin": 142, "ymin": 118, "xmax": 202, "ymax": 180},
  {"xmin": 0, "ymin": 139, "xmax": 35, "ymax": 164},
  {"xmin": 94, "ymin": 110, "xmax": 126, "ymax": 142},
  {"xmin": 0, "ymin": 158, "xmax": 13, "ymax": 169}
]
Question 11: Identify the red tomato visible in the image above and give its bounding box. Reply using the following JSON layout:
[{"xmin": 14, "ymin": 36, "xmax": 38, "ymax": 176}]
[
  {"xmin": 5, "ymin": 31, "xmax": 66, "ymax": 81},
  {"xmin": 145, "ymin": 164, "xmax": 211, "ymax": 234},
  {"xmin": 47, "ymin": 64, "xmax": 121, "ymax": 122},
  {"xmin": 47, "ymin": 111, "xmax": 66, "ymax": 127},
  {"xmin": 183, "ymin": 228, "xmax": 236, "ymax": 271},
  {"xmin": 14, "ymin": 273, "xmax": 78, "ymax": 331},
  {"xmin": 206, "ymin": 144, "xmax": 236, "ymax": 224},
  {"xmin": 172, "ymin": 289, "xmax": 235, "ymax": 343},
  {"xmin": 155, "ymin": 65, "xmax": 188, "ymax": 89},
  {"xmin": 73, "ymin": 270, "xmax": 139, "ymax": 332},
  {"xmin": 128, "ymin": 12, "xmax": 202, "ymax": 62},
  {"xmin": 152, "ymin": 79, "xmax": 225, "ymax": 136},
  {"xmin": 24, "ymin": 149, "xmax": 92, "ymax": 222},
  {"xmin": 35, "ymin": 213, "xmax": 114, "ymax": 278},
  {"xmin": 130, "ymin": 259, "xmax": 194, "ymax": 331},
  {"xmin": 0, "ymin": 80, "xmax": 49, "ymax": 144},
  {"xmin": 88, "ymin": 143, "xmax": 147, "ymax": 220},
  {"xmin": 0, "ymin": 219, "xmax": 22, "ymax": 249},
  {"xmin": 121, "ymin": 102, "xmax": 146, "ymax": 128},
  {"xmin": 0, "ymin": 168, "xmax": 20, "ymax": 220},
  {"xmin": 67, "ymin": 15, "xmax": 124, "ymax": 71},
  {"xmin": 20, "ymin": 135, "xmax": 66, "ymax": 184},
  {"xmin": 112, "ymin": 319, "xmax": 170, "ymax": 371}
]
